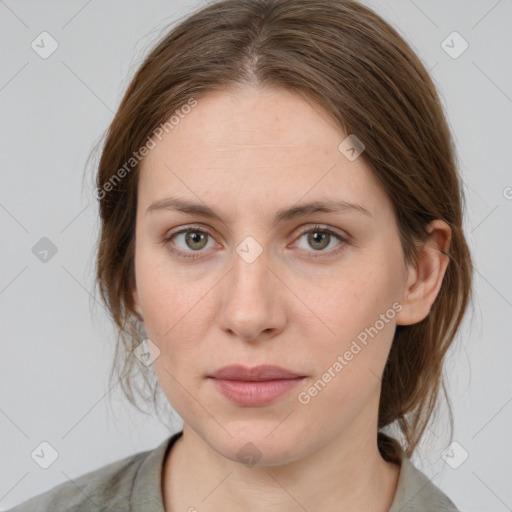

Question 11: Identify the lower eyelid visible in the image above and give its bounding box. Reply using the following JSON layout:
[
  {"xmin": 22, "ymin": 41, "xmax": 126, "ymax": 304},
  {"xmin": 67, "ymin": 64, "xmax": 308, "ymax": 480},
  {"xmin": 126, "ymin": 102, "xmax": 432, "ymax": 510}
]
[
  {"xmin": 166, "ymin": 229, "xmax": 215, "ymax": 250},
  {"xmin": 165, "ymin": 226, "xmax": 347, "ymax": 257},
  {"xmin": 293, "ymin": 230, "xmax": 345, "ymax": 253}
]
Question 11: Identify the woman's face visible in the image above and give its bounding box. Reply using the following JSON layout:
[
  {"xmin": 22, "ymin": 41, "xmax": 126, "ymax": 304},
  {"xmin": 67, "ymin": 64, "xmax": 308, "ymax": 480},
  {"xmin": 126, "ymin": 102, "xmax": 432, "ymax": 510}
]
[{"xmin": 132, "ymin": 85, "xmax": 414, "ymax": 465}]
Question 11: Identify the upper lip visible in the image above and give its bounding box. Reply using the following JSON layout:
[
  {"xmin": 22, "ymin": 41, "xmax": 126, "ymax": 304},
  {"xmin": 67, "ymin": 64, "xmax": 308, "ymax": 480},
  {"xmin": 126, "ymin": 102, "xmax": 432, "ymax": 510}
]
[{"xmin": 209, "ymin": 365, "xmax": 303, "ymax": 381}]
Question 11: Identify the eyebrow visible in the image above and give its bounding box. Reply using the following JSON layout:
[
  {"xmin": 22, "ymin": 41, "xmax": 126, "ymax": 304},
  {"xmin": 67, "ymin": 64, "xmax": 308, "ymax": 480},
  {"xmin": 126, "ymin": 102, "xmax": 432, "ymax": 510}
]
[{"xmin": 146, "ymin": 196, "xmax": 372, "ymax": 228}]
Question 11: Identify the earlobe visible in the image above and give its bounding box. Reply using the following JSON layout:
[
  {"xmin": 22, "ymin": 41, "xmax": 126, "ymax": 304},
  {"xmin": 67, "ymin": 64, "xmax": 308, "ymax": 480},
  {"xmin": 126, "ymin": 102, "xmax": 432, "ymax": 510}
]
[{"xmin": 395, "ymin": 220, "xmax": 451, "ymax": 326}]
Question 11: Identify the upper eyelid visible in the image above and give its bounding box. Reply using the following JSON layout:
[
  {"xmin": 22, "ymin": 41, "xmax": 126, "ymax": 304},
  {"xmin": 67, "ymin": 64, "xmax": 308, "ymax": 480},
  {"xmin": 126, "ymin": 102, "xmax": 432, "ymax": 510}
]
[
  {"xmin": 292, "ymin": 226, "xmax": 347, "ymax": 248},
  {"xmin": 166, "ymin": 223, "xmax": 347, "ymax": 246},
  {"xmin": 165, "ymin": 225, "xmax": 348, "ymax": 262},
  {"xmin": 295, "ymin": 224, "xmax": 344, "ymax": 237},
  {"xmin": 166, "ymin": 223, "xmax": 345, "ymax": 237}
]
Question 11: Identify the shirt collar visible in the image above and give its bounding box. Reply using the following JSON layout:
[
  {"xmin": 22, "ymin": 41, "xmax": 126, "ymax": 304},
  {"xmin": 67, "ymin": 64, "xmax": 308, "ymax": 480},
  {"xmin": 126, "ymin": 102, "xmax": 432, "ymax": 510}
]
[
  {"xmin": 130, "ymin": 430, "xmax": 457, "ymax": 512},
  {"xmin": 131, "ymin": 430, "xmax": 183, "ymax": 512},
  {"xmin": 388, "ymin": 453, "xmax": 459, "ymax": 511}
]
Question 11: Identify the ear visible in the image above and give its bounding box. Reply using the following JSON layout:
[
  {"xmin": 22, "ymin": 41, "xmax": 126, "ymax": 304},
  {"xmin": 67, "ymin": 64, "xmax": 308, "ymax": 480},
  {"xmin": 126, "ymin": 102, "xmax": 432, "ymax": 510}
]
[
  {"xmin": 395, "ymin": 220, "xmax": 451, "ymax": 326},
  {"xmin": 132, "ymin": 286, "xmax": 144, "ymax": 321}
]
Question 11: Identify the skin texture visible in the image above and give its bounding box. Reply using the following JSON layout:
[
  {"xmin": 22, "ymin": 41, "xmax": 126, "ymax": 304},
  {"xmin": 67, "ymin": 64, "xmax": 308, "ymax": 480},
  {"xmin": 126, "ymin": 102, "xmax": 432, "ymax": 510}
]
[{"xmin": 132, "ymin": 85, "xmax": 451, "ymax": 511}]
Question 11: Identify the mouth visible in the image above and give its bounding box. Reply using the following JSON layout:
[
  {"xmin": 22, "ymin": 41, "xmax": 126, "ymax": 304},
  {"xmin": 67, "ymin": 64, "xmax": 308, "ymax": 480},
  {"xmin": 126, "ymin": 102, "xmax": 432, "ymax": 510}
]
[
  {"xmin": 209, "ymin": 364, "xmax": 304, "ymax": 381},
  {"xmin": 208, "ymin": 365, "xmax": 306, "ymax": 407}
]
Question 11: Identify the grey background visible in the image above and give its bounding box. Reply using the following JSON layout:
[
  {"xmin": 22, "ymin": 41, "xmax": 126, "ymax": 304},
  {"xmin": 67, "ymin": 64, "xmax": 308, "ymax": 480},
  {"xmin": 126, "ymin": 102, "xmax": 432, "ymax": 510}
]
[{"xmin": 1, "ymin": 0, "xmax": 511, "ymax": 510}]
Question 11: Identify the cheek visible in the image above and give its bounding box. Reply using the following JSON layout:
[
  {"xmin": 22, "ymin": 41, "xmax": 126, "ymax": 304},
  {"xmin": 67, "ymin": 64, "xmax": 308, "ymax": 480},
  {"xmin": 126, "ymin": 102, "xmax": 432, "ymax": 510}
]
[
  {"xmin": 306, "ymin": 256, "xmax": 401, "ymax": 392},
  {"xmin": 135, "ymin": 244, "xmax": 204, "ymax": 332},
  {"xmin": 298, "ymin": 302, "xmax": 397, "ymax": 424},
  {"xmin": 135, "ymin": 247, "xmax": 219, "ymax": 382},
  {"xmin": 317, "ymin": 260, "xmax": 399, "ymax": 337}
]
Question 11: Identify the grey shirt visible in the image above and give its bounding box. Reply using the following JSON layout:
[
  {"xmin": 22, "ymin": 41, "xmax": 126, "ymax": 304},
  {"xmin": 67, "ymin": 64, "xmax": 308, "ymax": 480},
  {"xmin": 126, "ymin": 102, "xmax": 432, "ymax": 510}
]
[{"xmin": 8, "ymin": 430, "xmax": 460, "ymax": 511}]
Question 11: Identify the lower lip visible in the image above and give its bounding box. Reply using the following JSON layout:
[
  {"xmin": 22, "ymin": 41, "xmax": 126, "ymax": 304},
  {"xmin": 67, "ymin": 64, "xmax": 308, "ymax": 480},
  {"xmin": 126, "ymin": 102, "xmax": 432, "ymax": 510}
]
[{"xmin": 210, "ymin": 377, "xmax": 304, "ymax": 407}]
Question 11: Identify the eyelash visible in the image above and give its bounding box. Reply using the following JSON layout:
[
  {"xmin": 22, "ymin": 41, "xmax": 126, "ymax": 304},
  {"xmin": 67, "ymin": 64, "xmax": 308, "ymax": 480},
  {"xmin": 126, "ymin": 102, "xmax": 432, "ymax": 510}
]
[{"xmin": 163, "ymin": 224, "xmax": 348, "ymax": 261}]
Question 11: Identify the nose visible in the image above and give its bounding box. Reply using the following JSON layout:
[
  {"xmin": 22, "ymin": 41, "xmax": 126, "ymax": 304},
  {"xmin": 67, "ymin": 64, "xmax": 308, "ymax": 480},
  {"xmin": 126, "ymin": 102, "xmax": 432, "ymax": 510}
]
[{"xmin": 218, "ymin": 244, "xmax": 287, "ymax": 342}]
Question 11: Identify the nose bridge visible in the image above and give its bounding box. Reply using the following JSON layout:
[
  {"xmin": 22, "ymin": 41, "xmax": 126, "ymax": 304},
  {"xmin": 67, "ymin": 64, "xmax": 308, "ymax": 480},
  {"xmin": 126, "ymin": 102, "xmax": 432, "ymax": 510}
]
[
  {"xmin": 219, "ymin": 234, "xmax": 281, "ymax": 338},
  {"xmin": 230, "ymin": 234, "xmax": 271, "ymax": 303}
]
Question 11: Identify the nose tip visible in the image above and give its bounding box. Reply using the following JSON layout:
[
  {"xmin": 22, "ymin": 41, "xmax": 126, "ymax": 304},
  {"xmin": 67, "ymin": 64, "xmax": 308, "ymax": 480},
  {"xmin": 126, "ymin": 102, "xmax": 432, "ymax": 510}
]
[{"xmin": 220, "ymin": 255, "xmax": 285, "ymax": 342}]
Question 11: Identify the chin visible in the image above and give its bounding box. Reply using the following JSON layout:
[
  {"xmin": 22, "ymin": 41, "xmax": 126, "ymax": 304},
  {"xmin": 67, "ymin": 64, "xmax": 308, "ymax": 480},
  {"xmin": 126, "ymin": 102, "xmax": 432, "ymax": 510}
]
[{"xmin": 203, "ymin": 421, "xmax": 310, "ymax": 468}]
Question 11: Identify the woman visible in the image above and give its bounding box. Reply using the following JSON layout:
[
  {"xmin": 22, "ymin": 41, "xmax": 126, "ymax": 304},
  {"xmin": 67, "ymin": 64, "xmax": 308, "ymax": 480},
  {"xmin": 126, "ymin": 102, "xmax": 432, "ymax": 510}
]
[{"xmin": 10, "ymin": 0, "xmax": 473, "ymax": 510}]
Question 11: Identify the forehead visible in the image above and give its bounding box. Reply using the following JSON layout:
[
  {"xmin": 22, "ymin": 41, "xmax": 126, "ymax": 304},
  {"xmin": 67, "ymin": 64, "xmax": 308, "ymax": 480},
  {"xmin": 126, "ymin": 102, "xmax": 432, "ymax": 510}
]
[
  {"xmin": 149, "ymin": 85, "xmax": 343, "ymax": 157},
  {"xmin": 137, "ymin": 86, "xmax": 391, "ymax": 221}
]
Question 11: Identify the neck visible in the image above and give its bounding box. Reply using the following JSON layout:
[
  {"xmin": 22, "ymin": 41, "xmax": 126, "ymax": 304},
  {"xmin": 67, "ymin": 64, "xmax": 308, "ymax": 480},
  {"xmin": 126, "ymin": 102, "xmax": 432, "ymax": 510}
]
[{"xmin": 162, "ymin": 420, "xmax": 401, "ymax": 512}]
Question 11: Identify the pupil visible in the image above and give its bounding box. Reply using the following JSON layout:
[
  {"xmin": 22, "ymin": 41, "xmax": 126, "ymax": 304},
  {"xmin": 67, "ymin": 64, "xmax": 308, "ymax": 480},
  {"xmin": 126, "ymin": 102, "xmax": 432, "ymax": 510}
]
[
  {"xmin": 187, "ymin": 231, "xmax": 205, "ymax": 249},
  {"xmin": 310, "ymin": 231, "xmax": 328, "ymax": 249}
]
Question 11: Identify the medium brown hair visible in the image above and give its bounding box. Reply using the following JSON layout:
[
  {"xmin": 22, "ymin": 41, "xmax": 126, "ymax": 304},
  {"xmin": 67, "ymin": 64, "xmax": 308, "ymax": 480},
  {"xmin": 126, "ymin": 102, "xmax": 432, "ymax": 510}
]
[{"xmin": 94, "ymin": 0, "xmax": 473, "ymax": 463}]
